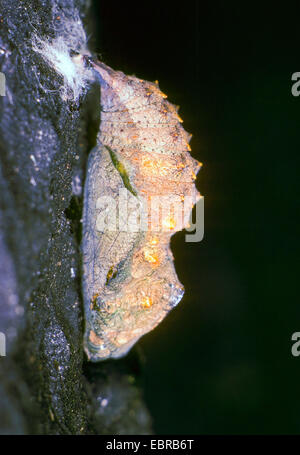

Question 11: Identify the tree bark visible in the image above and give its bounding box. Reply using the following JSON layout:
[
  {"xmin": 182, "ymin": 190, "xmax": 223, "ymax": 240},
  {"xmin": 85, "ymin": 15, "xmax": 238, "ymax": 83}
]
[{"xmin": 0, "ymin": 0, "xmax": 152, "ymax": 434}]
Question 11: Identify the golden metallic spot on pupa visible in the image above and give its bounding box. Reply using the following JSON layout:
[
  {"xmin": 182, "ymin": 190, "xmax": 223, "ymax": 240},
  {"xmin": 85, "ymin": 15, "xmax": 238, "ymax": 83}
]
[
  {"xmin": 141, "ymin": 157, "xmax": 171, "ymax": 177},
  {"xmin": 149, "ymin": 237, "xmax": 159, "ymax": 246},
  {"xmin": 141, "ymin": 296, "xmax": 153, "ymax": 309},
  {"xmin": 143, "ymin": 248, "xmax": 159, "ymax": 264},
  {"xmin": 106, "ymin": 266, "xmax": 117, "ymax": 285},
  {"xmin": 90, "ymin": 292, "xmax": 100, "ymax": 310},
  {"xmin": 163, "ymin": 216, "xmax": 176, "ymax": 230},
  {"xmin": 177, "ymin": 162, "xmax": 185, "ymax": 170},
  {"xmin": 141, "ymin": 158, "xmax": 153, "ymax": 169},
  {"xmin": 156, "ymin": 88, "xmax": 167, "ymax": 98}
]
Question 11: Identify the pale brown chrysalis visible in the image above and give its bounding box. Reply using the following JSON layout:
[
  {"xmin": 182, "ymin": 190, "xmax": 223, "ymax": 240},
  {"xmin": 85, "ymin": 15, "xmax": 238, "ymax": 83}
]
[{"xmin": 82, "ymin": 59, "xmax": 201, "ymax": 361}]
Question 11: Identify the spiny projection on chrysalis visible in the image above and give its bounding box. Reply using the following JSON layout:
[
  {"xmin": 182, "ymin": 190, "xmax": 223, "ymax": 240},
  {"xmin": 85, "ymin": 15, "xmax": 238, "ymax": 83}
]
[{"xmin": 82, "ymin": 57, "xmax": 202, "ymax": 361}]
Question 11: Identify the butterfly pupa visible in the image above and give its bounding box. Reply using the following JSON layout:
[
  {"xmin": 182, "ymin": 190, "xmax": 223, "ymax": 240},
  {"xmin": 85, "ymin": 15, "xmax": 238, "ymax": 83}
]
[{"xmin": 82, "ymin": 59, "xmax": 201, "ymax": 361}]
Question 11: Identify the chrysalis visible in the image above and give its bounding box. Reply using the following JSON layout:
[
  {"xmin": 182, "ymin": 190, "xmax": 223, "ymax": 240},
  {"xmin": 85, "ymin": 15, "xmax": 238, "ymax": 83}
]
[{"xmin": 82, "ymin": 59, "xmax": 201, "ymax": 361}]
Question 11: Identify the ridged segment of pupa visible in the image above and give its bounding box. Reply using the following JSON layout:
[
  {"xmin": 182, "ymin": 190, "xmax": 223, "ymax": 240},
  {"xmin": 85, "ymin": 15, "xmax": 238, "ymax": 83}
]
[{"xmin": 82, "ymin": 60, "xmax": 201, "ymax": 361}]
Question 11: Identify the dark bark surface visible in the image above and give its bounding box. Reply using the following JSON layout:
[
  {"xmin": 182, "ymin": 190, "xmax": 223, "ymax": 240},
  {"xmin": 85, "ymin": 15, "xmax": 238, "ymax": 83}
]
[{"xmin": 0, "ymin": 0, "xmax": 152, "ymax": 434}]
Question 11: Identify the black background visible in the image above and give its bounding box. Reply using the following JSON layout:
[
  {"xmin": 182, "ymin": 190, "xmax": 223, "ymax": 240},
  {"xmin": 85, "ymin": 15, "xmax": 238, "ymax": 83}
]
[{"xmin": 90, "ymin": 1, "xmax": 299, "ymax": 434}]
